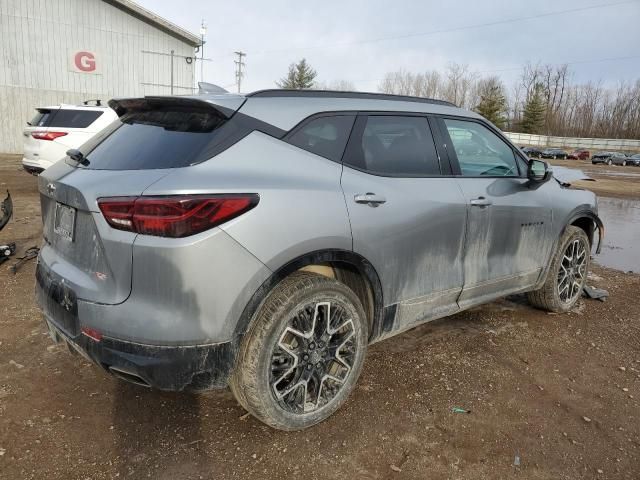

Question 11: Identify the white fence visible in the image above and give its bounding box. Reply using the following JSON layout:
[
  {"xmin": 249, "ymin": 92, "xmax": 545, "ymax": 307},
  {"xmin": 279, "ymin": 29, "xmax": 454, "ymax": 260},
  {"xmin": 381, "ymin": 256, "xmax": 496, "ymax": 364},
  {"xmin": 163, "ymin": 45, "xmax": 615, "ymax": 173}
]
[{"xmin": 504, "ymin": 132, "xmax": 640, "ymax": 153}]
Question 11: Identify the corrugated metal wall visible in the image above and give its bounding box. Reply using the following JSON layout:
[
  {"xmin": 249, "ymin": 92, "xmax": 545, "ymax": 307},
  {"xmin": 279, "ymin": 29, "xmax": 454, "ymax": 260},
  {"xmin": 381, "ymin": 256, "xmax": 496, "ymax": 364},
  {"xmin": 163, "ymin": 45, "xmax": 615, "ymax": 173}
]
[
  {"xmin": 504, "ymin": 132, "xmax": 640, "ymax": 153},
  {"xmin": 0, "ymin": 0, "xmax": 196, "ymax": 153}
]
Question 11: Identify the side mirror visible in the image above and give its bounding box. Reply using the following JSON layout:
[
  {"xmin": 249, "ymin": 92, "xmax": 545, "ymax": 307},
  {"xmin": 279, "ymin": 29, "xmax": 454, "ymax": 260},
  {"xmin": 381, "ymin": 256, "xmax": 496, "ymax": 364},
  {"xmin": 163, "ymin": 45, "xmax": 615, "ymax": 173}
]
[{"xmin": 527, "ymin": 159, "xmax": 550, "ymax": 183}]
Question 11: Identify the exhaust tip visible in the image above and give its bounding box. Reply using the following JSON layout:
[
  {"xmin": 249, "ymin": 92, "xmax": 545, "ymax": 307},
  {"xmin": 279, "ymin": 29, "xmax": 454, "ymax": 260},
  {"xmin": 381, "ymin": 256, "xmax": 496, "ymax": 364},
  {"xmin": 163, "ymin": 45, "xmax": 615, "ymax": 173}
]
[{"xmin": 108, "ymin": 366, "xmax": 151, "ymax": 388}]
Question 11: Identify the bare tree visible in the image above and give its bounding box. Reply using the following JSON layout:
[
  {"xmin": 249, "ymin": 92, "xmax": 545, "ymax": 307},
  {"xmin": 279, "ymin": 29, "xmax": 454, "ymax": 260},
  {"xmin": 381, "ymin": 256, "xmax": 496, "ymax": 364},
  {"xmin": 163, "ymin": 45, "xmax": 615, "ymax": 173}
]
[{"xmin": 377, "ymin": 63, "xmax": 640, "ymax": 139}]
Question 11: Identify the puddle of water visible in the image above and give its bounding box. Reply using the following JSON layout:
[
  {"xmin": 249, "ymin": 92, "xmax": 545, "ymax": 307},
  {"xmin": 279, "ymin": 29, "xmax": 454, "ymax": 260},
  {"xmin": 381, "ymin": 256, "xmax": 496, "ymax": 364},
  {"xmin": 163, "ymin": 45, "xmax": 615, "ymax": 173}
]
[{"xmin": 593, "ymin": 197, "xmax": 640, "ymax": 273}]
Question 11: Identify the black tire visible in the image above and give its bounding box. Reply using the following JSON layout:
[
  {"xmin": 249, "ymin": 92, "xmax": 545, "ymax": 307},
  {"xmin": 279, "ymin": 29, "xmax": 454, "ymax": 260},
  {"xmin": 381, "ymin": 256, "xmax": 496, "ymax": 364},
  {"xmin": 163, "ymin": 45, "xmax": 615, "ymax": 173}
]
[
  {"xmin": 527, "ymin": 226, "xmax": 590, "ymax": 313},
  {"xmin": 230, "ymin": 271, "xmax": 368, "ymax": 430}
]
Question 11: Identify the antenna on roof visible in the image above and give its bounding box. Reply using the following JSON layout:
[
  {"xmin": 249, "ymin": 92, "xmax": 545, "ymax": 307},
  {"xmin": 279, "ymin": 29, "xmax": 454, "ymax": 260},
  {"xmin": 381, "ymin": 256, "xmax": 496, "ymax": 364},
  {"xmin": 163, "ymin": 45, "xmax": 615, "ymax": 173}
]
[{"xmin": 198, "ymin": 82, "xmax": 229, "ymax": 94}]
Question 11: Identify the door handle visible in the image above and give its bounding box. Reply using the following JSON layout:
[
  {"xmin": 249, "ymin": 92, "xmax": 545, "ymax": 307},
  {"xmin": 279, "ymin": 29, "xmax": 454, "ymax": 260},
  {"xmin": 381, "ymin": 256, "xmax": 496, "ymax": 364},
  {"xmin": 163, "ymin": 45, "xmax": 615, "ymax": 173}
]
[
  {"xmin": 354, "ymin": 193, "xmax": 387, "ymax": 206},
  {"xmin": 470, "ymin": 196, "xmax": 492, "ymax": 207}
]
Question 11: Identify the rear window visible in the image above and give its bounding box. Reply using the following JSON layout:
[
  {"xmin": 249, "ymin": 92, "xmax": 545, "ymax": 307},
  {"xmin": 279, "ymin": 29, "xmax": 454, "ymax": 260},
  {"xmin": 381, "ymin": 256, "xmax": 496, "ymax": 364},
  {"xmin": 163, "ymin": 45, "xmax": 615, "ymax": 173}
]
[
  {"xmin": 81, "ymin": 108, "xmax": 228, "ymax": 170},
  {"xmin": 29, "ymin": 109, "xmax": 102, "ymax": 128},
  {"xmin": 345, "ymin": 115, "xmax": 441, "ymax": 176},
  {"xmin": 29, "ymin": 110, "xmax": 52, "ymax": 127}
]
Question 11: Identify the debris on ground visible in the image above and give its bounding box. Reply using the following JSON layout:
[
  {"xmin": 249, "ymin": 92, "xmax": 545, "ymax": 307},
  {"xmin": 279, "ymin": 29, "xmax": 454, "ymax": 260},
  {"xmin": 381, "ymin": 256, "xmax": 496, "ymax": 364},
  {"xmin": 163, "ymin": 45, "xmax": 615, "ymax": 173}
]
[
  {"xmin": 10, "ymin": 246, "xmax": 39, "ymax": 274},
  {"xmin": 452, "ymin": 407, "xmax": 471, "ymax": 414},
  {"xmin": 583, "ymin": 285, "xmax": 609, "ymax": 301},
  {"xmin": 0, "ymin": 242, "xmax": 16, "ymax": 265},
  {"xmin": 0, "ymin": 190, "xmax": 12, "ymax": 231}
]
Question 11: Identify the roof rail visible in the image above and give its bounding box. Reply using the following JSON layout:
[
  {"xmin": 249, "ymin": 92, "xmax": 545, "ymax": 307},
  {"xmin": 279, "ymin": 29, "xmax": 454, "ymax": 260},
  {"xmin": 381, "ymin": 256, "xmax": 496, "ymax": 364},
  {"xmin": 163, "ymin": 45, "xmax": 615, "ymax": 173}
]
[
  {"xmin": 246, "ymin": 89, "xmax": 457, "ymax": 107},
  {"xmin": 83, "ymin": 99, "xmax": 103, "ymax": 106}
]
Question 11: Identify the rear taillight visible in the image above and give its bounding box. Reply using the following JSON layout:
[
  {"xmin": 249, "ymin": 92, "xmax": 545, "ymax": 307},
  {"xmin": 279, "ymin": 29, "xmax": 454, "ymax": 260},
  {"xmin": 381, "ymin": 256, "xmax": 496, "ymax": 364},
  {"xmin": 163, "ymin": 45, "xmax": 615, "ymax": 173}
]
[
  {"xmin": 98, "ymin": 194, "xmax": 259, "ymax": 238},
  {"xmin": 31, "ymin": 131, "xmax": 68, "ymax": 141}
]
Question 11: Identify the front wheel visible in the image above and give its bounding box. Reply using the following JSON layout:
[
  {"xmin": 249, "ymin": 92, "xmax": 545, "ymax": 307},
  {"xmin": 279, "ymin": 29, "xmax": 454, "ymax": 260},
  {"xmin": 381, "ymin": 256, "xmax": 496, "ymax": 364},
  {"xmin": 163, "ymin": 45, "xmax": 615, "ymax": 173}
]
[
  {"xmin": 230, "ymin": 271, "xmax": 368, "ymax": 430},
  {"xmin": 527, "ymin": 226, "xmax": 590, "ymax": 313}
]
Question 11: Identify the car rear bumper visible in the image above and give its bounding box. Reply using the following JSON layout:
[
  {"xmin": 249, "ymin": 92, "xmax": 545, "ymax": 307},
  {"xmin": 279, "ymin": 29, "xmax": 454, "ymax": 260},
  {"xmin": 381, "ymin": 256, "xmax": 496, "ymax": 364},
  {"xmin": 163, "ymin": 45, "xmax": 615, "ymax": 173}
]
[
  {"xmin": 36, "ymin": 259, "xmax": 240, "ymax": 390},
  {"xmin": 45, "ymin": 319, "xmax": 235, "ymax": 390},
  {"xmin": 22, "ymin": 157, "xmax": 49, "ymax": 174}
]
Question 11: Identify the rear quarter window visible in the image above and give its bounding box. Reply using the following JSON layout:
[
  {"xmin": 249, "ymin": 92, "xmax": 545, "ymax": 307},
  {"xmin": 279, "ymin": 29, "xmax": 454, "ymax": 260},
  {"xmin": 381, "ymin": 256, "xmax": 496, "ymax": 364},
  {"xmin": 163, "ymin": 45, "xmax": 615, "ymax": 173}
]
[{"xmin": 285, "ymin": 115, "xmax": 355, "ymax": 162}]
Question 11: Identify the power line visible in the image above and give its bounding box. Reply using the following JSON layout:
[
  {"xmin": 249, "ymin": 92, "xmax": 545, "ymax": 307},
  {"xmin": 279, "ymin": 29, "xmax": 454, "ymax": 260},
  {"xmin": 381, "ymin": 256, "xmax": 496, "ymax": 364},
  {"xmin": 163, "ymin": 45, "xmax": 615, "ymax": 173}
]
[
  {"xmin": 476, "ymin": 54, "xmax": 640, "ymax": 74},
  {"xmin": 337, "ymin": 53, "xmax": 640, "ymax": 87},
  {"xmin": 245, "ymin": 0, "xmax": 639, "ymax": 56}
]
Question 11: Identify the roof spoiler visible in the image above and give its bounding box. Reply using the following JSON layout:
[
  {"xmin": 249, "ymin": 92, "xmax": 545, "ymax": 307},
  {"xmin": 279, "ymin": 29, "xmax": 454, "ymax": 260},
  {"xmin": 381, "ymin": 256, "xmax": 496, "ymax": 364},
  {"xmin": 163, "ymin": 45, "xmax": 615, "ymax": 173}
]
[{"xmin": 108, "ymin": 95, "xmax": 245, "ymax": 120}]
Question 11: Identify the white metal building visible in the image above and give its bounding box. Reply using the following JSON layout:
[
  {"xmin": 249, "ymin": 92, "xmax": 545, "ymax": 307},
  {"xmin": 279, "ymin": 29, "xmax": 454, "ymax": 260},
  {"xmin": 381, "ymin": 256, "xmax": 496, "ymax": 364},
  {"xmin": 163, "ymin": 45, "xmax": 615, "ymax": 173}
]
[{"xmin": 0, "ymin": 0, "xmax": 201, "ymax": 153}]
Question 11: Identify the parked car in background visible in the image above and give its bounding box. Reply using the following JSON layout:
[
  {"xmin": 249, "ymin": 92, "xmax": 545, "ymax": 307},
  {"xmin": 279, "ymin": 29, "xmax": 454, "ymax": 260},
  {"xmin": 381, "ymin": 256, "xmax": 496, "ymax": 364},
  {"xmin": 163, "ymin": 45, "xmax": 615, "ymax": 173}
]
[
  {"xmin": 541, "ymin": 148, "xmax": 569, "ymax": 159},
  {"xmin": 22, "ymin": 102, "xmax": 117, "ymax": 174},
  {"xmin": 521, "ymin": 146, "xmax": 543, "ymax": 158},
  {"xmin": 625, "ymin": 154, "xmax": 640, "ymax": 166},
  {"xmin": 568, "ymin": 149, "xmax": 590, "ymax": 160},
  {"xmin": 611, "ymin": 153, "xmax": 636, "ymax": 166},
  {"xmin": 592, "ymin": 151, "xmax": 622, "ymax": 165},
  {"xmin": 36, "ymin": 89, "xmax": 603, "ymax": 430}
]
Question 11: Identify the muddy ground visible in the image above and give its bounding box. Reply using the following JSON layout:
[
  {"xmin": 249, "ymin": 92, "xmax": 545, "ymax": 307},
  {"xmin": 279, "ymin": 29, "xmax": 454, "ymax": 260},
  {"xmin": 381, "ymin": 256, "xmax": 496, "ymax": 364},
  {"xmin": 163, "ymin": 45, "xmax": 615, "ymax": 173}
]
[
  {"xmin": 1, "ymin": 155, "xmax": 639, "ymax": 479},
  {"xmin": 551, "ymin": 158, "xmax": 640, "ymax": 200}
]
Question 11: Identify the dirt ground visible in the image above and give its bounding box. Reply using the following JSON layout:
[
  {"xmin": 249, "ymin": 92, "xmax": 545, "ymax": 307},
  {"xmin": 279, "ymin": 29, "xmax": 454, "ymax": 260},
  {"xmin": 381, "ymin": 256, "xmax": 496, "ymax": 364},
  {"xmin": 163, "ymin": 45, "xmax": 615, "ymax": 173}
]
[
  {"xmin": 1, "ymin": 155, "xmax": 639, "ymax": 479},
  {"xmin": 550, "ymin": 158, "xmax": 640, "ymax": 200}
]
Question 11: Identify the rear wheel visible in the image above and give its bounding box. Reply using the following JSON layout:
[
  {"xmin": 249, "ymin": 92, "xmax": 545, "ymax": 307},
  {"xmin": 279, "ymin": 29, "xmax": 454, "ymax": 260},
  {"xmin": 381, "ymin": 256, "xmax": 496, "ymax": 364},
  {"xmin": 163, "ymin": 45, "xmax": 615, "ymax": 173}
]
[
  {"xmin": 527, "ymin": 226, "xmax": 590, "ymax": 313},
  {"xmin": 230, "ymin": 272, "xmax": 368, "ymax": 430}
]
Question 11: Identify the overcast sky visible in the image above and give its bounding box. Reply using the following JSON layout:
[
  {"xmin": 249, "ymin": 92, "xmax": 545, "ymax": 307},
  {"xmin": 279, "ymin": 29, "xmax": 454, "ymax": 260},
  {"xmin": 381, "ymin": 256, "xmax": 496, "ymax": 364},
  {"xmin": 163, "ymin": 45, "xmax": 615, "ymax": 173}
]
[{"xmin": 136, "ymin": 0, "xmax": 640, "ymax": 93}]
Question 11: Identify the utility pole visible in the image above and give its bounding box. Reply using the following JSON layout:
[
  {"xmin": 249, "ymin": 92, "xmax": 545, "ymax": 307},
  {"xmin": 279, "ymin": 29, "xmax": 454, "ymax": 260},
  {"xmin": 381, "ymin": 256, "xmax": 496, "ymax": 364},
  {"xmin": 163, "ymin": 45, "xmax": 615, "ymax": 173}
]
[
  {"xmin": 200, "ymin": 20, "xmax": 207, "ymax": 83},
  {"xmin": 234, "ymin": 51, "xmax": 246, "ymax": 93}
]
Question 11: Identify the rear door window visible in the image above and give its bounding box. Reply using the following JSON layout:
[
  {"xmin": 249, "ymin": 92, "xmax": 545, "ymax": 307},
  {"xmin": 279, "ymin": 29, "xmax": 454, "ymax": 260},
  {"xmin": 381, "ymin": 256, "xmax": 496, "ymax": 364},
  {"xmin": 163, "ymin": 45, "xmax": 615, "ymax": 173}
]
[
  {"xmin": 344, "ymin": 115, "xmax": 441, "ymax": 176},
  {"xmin": 81, "ymin": 108, "xmax": 228, "ymax": 170},
  {"xmin": 286, "ymin": 115, "xmax": 355, "ymax": 162}
]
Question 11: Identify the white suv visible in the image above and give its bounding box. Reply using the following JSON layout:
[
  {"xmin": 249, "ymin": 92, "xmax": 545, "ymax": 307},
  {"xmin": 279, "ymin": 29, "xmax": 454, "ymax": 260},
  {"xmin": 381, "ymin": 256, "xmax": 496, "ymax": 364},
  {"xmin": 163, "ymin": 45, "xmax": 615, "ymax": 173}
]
[{"xmin": 22, "ymin": 102, "xmax": 117, "ymax": 174}]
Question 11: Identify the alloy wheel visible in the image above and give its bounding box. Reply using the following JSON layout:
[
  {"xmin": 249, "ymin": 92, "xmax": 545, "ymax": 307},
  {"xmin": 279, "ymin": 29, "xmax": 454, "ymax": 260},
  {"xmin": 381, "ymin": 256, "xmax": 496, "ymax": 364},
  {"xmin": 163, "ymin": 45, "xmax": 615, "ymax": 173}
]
[
  {"xmin": 270, "ymin": 301, "xmax": 357, "ymax": 414},
  {"xmin": 557, "ymin": 238, "xmax": 588, "ymax": 304}
]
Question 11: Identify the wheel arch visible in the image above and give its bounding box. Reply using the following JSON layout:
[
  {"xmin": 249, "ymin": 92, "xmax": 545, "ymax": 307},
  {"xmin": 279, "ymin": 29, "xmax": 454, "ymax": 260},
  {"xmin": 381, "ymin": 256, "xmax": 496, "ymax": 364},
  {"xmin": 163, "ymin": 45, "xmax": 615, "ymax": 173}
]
[
  {"xmin": 233, "ymin": 249, "xmax": 385, "ymax": 343},
  {"xmin": 564, "ymin": 209, "xmax": 604, "ymax": 254}
]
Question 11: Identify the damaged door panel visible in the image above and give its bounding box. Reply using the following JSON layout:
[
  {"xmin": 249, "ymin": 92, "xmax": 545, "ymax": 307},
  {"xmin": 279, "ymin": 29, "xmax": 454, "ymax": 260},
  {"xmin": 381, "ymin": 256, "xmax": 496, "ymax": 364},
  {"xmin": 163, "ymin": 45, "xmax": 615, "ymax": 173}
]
[
  {"xmin": 341, "ymin": 114, "xmax": 467, "ymax": 338},
  {"xmin": 439, "ymin": 117, "xmax": 554, "ymax": 308}
]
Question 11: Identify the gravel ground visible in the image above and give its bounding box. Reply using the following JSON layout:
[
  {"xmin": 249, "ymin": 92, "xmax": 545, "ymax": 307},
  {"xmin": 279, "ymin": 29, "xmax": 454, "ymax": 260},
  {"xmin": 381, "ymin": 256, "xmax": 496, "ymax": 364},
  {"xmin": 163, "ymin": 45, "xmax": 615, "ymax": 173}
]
[{"xmin": 1, "ymin": 155, "xmax": 638, "ymax": 479}]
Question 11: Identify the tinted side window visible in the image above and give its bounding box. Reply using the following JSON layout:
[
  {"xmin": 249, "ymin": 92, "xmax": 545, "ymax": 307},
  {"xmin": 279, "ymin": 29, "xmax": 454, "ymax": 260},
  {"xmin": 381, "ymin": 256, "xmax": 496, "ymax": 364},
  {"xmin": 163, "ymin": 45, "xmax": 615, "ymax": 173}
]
[
  {"xmin": 444, "ymin": 119, "xmax": 518, "ymax": 176},
  {"xmin": 30, "ymin": 109, "xmax": 53, "ymax": 127},
  {"xmin": 48, "ymin": 109, "xmax": 103, "ymax": 128},
  {"xmin": 286, "ymin": 115, "xmax": 355, "ymax": 162},
  {"xmin": 346, "ymin": 116, "xmax": 440, "ymax": 176}
]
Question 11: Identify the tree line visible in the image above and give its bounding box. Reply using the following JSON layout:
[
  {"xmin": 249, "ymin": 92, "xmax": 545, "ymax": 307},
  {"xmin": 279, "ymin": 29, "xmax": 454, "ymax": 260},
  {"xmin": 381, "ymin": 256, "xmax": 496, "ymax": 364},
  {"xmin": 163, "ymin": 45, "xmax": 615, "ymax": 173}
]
[
  {"xmin": 276, "ymin": 59, "xmax": 640, "ymax": 139},
  {"xmin": 378, "ymin": 63, "xmax": 640, "ymax": 139}
]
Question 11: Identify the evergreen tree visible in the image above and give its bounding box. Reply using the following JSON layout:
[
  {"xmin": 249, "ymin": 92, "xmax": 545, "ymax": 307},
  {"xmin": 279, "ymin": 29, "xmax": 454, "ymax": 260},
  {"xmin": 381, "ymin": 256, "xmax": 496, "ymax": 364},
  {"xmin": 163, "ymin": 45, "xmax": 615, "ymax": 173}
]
[
  {"xmin": 521, "ymin": 83, "xmax": 547, "ymax": 134},
  {"xmin": 474, "ymin": 80, "xmax": 508, "ymax": 129},
  {"xmin": 276, "ymin": 58, "xmax": 317, "ymax": 89}
]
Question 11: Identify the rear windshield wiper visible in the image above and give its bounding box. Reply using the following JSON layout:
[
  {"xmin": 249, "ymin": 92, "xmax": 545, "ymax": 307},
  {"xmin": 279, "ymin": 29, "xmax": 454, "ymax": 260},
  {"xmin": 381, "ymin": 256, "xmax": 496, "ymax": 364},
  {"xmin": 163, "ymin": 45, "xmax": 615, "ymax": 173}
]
[{"xmin": 66, "ymin": 149, "xmax": 90, "ymax": 167}]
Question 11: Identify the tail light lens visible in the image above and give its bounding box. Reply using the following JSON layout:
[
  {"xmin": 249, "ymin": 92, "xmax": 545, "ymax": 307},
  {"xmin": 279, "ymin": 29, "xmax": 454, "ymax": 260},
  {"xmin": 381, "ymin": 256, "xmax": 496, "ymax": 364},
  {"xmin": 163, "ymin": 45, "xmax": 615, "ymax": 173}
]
[
  {"xmin": 31, "ymin": 131, "xmax": 68, "ymax": 141},
  {"xmin": 98, "ymin": 194, "xmax": 259, "ymax": 238}
]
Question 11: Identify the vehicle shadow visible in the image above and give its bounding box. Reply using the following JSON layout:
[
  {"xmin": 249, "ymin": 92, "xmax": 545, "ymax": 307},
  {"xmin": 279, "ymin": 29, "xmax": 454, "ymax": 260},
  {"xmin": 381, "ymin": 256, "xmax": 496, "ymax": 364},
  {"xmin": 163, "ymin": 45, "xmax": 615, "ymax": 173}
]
[{"xmin": 112, "ymin": 381, "xmax": 205, "ymax": 477}]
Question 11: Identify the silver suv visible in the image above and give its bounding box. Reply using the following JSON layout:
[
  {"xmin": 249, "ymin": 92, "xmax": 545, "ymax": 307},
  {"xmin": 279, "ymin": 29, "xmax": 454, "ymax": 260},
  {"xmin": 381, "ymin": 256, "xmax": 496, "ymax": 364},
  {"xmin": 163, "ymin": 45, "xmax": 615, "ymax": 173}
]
[{"xmin": 36, "ymin": 90, "xmax": 603, "ymax": 430}]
